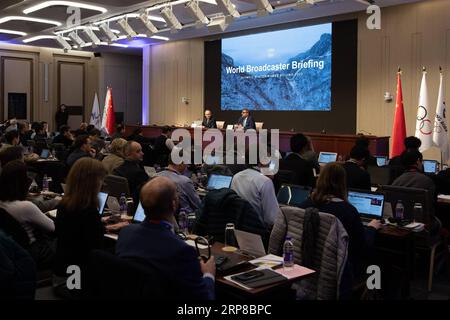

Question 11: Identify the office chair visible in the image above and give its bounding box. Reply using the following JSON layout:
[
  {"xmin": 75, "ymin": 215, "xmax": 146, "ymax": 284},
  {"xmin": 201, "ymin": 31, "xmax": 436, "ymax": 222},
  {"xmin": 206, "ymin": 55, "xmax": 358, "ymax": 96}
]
[{"xmin": 102, "ymin": 175, "xmax": 130, "ymax": 198}]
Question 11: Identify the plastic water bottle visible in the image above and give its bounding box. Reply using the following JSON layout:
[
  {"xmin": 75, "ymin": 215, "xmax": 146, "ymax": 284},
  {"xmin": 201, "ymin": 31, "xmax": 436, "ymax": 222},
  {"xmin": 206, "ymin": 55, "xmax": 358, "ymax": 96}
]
[
  {"xmin": 42, "ymin": 175, "xmax": 49, "ymax": 192},
  {"xmin": 395, "ymin": 200, "xmax": 404, "ymax": 220},
  {"xmin": 119, "ymin": 193, "xmax": 128, "ymax": 217},
  {"xmin": 178, "ymin": 210, "xmax": 188, "ymax": 234},
  {"xmin": 283, "ymin": 236, "xmax": 294, "ymax": 268}
]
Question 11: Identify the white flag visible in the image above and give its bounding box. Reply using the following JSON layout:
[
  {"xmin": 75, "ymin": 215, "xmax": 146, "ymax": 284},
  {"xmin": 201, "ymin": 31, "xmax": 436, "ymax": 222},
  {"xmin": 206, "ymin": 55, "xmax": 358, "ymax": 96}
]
[
  {"xmin": 433, "ymin": 72, "xmax": 450, "ymax": 162},
  {"xmin": 415, "ymin": 70, "xmax": 433, "ymax": 152},
  {"xmin": 101, "ymin": 87, "xmax": 110, "ymax": 134},
  {"xmin": 89, "ymin": 93, "xmax": 101, "ymax": 128}
]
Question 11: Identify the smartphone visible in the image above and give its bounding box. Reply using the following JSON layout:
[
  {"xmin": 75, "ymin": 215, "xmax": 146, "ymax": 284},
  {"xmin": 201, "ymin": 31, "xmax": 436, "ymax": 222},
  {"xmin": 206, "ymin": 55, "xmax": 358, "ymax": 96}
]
[{"xmin": 233, "ymin": 270, "xmax": 264, "ymax": 282}]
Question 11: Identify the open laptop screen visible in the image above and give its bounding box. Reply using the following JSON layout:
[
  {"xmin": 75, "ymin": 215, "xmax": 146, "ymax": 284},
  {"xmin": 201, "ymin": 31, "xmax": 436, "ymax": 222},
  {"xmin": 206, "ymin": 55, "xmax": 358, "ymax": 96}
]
[
  {"xmin": 376, "ymin": 156, "xmax": 388, "ymax": 167},
  {"xmin": 277, "ymin": 185, "xmax": 311, "ymax": 207},
  {"xmin": 423, "ymin": 160, "xmax": 438, "ymax": 174},
  {"xmin": 134, "ymin": 202, "xmax": 146, "ymax": 222},
  {"xmin": 318, "ymin": 152, "xmax": 337, "ymax": 164},
  {"xmin": 348, "ymin": 190, "xmax": 385, "ymax": 219},
  {"xmin": 207, "ymin": 174, "xmax": 232, "ymax": 190},
  {"xmin": 98, "ymin": 192, "xmax": 108, "ymax": 215},
  {"xmin": 40, "ymin": 149, "xmax": 50, "ymax": 159}
]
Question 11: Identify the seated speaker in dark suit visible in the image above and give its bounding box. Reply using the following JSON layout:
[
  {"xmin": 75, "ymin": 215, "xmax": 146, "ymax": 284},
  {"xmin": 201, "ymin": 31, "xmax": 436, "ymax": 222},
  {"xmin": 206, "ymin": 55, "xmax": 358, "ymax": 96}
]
[
  {"xmin": 342, "ymin": 145, "xmax": 371, "ymax": 190},
  {"xmin": 116, "ymin": 176, "xmax": 216, "ymax": 300},
  {"xmin": 202, "ymin": 110, "xmax": 217, "ymax": 129},
  {"xmin": 279, "ymin": 133, "xmax": 315, "ymax": 187},
  {"xmin": 236, "ymin": 109, "xmax": 256, "ymax": 130}
]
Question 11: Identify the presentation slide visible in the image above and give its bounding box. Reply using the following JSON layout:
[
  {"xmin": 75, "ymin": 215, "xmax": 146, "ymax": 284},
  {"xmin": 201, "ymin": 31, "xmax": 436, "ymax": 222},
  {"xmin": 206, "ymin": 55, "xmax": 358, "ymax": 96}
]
[{"xmin": 221, "ymin": 23, "xmax": 332, "ymax": 111}]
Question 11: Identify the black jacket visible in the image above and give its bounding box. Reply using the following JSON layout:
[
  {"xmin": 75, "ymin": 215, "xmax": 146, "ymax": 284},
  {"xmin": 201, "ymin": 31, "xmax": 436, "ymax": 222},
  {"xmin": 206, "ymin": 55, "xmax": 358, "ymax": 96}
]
[
  {"xmin": 202, "ymin": 117, "xmax": 217, "ymax": 129},
  {"xmin": 194, "ymin": 188, "xmax": 270, "ymax": 246},
  {"xmin": 343, "ymin": 161, "xmax": 371, "ymax": 190},
  {"xmin": 54, "ymin": 206, "xmax": 104, "ymax": 277},
  {"xmin": 113, "ymin": 160, "xmax": 149, "ymax": 200},
  {"xmin": 52, "ymin": 134, "xmax": 73, "ymax": 148},
  {"xmin": 279, "ymin": 153, "xmax": 315, "ymax": 187},
  {"xmin": 55, "ymin": 110, "xmax": 69, "ymax": 130},
  {"xmin": 237, "ymin": 115, "xmax": 256, "ymax": 130}
]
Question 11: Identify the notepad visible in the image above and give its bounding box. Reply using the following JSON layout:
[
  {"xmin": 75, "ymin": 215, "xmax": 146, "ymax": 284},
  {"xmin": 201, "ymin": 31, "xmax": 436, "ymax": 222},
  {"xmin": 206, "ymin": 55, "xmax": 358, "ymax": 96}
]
[
  {"xmin": 249, "ymin": 254, "xmax": 283, "ymax": 268},
  {"xmin": 274, "ymin": 264, "xmax": 315, "ymax": 280}
]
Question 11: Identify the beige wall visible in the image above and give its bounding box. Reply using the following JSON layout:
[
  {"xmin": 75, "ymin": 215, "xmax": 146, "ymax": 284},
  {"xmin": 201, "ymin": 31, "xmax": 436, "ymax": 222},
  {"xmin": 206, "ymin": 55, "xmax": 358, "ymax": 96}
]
[
  {"xmin": 357, "ymin": 0, "xmax": 450, "ymax": 163},
  {"xmin": 0, "ymin": 44, "xmax": 98, "ymax": 131},
  {"xmin": 148, "ymin": 39, "xmax": 204, "ymax": 126}
]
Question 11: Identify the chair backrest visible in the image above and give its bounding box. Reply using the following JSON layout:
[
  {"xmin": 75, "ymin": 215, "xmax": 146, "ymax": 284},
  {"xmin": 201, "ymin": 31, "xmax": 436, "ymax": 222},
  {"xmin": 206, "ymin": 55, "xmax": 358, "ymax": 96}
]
[
  {"xmin": 255, "ymin": 122, "xmax": 264, "ymax": 130},
  {"xmin": 268, "ymin": 206, "xmax": 349, "ymax": 300},
  {"xmin": 27, "ymin": 140, "xmax": 36, "ymax": 147},
  {"xmin": 216, "ymin": 121, "xmax": 225, "ymax": 129},
  {"xmin": 380, "ymin": 185, "xmax": 433, "ymax": 224},
  {"xmin": 273, "ymin": 169, "xmax": 296, "ymax": 194},
  {"xmin": 0, "ymin": 208, "xmax": 30, "ymax": 249},
  {"xmin": 367, "ymin": 165, "xmax": 392, "ymax": 186},
  {"xmin": 102, "ymin": 175, "xmax": 130, "ymax": 198},
  {"xmin": 86, "ymin": 250, "xmax": 170, "ymax": 299}
]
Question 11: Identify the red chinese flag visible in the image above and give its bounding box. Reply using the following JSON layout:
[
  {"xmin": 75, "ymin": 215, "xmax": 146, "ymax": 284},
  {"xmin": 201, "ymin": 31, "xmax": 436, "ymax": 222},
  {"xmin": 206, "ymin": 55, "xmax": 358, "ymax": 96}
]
[
  {"xmin": 105, "ymin": 87, "xmax": 116, "ymax": 135},
  {"xmin": 391, "ymin": 71, "xmax": 407, "ymax": 158}
]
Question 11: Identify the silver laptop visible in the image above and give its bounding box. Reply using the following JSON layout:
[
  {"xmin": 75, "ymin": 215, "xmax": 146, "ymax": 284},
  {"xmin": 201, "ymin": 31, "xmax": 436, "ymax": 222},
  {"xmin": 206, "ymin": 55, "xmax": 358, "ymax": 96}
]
[{"xmin": 234, "ymin": 229, "xmax": 266, "ymax": 257}]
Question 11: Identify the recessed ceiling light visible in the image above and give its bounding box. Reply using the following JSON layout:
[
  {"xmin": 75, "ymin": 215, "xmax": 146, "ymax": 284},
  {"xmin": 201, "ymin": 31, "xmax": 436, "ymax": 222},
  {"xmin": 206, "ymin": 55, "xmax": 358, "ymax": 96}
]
[
  {"xmin": 0, "ymin": 29, "xmax": 27, "ymax": 36},
  {"xmin": 23, "ymin": 1, "xmax": 107, "ymax": 14},
  {"xmin": 0, "ymin": 16, "xmax": 62, "ymax": 27}
]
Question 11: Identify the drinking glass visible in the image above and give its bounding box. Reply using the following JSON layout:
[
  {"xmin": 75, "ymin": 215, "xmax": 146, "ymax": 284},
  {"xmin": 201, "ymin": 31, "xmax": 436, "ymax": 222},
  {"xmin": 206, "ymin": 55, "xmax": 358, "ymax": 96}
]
[{"xmin": 223, "ymin": 223, "xmax": 237, "ymax": 252}]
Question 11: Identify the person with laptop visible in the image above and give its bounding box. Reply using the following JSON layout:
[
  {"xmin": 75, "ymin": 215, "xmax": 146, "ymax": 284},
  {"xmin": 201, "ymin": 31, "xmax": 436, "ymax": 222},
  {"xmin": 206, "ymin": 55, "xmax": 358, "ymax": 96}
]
[
  {"xmin": 116, "ymin": 177, "xmax": 216, "ymax": 300},
  {"xmin": 342, "ymin": 145, "xmax": 371, "ymax": 190},
  {"xmin": 279, "ymin": 133, "xmax": 315, "ymax": 187},
  {"xmin": 53, "ymin": 158, "xmax": 107, "ymax": 298},
  {"xmin": 298, "ymin": 163, "xmax": 381, "ymax": 282},
  {"xmin": 156, "ymin": 153, "xmax": 201, "ymax": 214},
  {"xmin": 202, "ymin": 109, "xmax": 217, "ymax": 129}
]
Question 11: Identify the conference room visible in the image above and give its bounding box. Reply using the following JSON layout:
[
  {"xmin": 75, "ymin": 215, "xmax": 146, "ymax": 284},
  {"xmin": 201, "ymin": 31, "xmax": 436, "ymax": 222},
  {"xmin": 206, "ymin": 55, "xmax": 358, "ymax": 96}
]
[{"xmin": 0, "ymin": 0, "xmax": 449, "ymax": 304}]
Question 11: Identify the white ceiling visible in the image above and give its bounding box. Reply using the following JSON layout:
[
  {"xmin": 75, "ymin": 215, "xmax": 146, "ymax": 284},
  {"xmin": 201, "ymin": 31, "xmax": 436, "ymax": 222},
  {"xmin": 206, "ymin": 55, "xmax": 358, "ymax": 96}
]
[{"xmin": 0, "ymin": 0, "xmax": 423, "ymax": 53}]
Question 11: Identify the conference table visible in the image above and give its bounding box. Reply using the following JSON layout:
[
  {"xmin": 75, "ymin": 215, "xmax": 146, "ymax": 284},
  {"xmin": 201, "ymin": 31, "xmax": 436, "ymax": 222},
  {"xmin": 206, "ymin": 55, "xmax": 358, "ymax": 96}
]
[{"xmin": 125, "ymin": 125, "xmax": 390, "ymax": 157}]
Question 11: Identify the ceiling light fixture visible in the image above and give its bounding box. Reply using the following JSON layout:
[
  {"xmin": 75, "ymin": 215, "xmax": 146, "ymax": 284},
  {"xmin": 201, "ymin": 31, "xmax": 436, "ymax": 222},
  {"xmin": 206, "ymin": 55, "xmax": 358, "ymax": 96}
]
[
  {"xmin": 207, "ymin": 17, "xmax": 228, "ymax": 32},
  {"xmin": 99, "ymin": 23, "xmax": 119, "ymax": 42},
  {"xmin": 254, "ymin": 0, "xmax": 273, "ymax": 16},
  {"xmin": 185, "ymin": 1, "xmax": 210, "ymax": 28},
  {"xmin": 0, "ymin": 16, "xmax": 62, "ymax": 26},
  {"xmin": 56, "ymin": 35, "xmax": 72, "ymax": 52},
  {"xmin": 83, "ymin": 27, "xmax": 101, "ymax": 47},
  {"xmin": 117, "ymin": 18, "xmax": 138, "ymax": 40},
  {"xmin": 54, "ymin": 25, "xmax": 100, "ymax": 35},
  {"xmin": 23, "ymin": 1, "xmax": 107, "ymax": 14},
  {"xmin": 160, "ymin": 6, "xmax": 182, "ymax": 33},
  {"xmin": 94, "ymin": 13, "xmax": 165, "ymax": 25},
  {"xmin": 0, "ymin": 29, "xmax": 27, "ymax": 36},
  {"xmin": 138, "ymin": 12, "xmax": 159, "ymax": 36},
  {"xmin": 216, "ymin": 0, "xmax": 240, "ymax": 19},
  {"xmin": 68, "ymin": 31, "xmax": 86, "ymax": 47}
]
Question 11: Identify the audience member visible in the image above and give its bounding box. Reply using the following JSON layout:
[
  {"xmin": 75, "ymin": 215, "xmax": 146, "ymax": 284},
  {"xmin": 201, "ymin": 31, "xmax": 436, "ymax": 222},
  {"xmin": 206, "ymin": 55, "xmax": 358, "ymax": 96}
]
[
  {"xmin": 111, "ymin": 124, "xmax": 126, "ymax": 140},
  {"xmin": 355, "ymin": 136, "xmax": 377, "ymax": 167},
  {"xmin": 342, "ymin": 145, "xmax": 371, "ymax": 190},
  {"xmin": 299, "ymin": 163, "xmax": 380, "ymax": 280},
  {"xmin": 102, "ymin": 138, "xmax": 127, "ymax": 174},
  {"xmin": 53, "ymin": 158, "xmax": 107, "ymax": 296},
  {"xmin": 0, "ymin": 130, "xmax": 20, "ymax": 152},
  {"xmin": 0, "ymin": 160, "xmax": 55, "ymax": 269},
  {"xmin": 116, "ymin": 176, "xmax": 216, "ymax": 300},
  {"xmin": 154, "ymin": 126, "xmax": 174, "ymax": 166},
  {"xmin": 89, "ymin": 129, "xmax": 105, "ymax": 153},
  {"xmin": 74, "ymin": 123, "xmax": 88, "ymax": 137},
  {"xmin": 52, "ymin": 125, "xmax": 74, "ymax": 148},
  {"xmin": 66, "ymin": 135, "xmax": 95, "ymax": 167}
]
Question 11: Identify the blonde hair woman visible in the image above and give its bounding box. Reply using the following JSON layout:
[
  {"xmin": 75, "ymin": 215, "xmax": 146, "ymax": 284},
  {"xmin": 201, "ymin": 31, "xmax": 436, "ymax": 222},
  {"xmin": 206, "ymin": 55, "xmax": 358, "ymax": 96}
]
[{"xmin": 102, "ymin": 138, "xmax": 127, "ymax": 174}]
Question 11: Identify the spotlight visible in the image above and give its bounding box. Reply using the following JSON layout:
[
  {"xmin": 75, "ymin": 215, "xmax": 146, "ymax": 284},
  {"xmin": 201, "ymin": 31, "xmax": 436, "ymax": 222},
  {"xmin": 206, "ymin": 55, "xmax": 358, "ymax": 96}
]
[
  {"xmin": 99, "ymin": 23, "xmax": 119, "ymax": 43},
  {"xmin": 56, "ymin": 35, "xmax": 72, "ymax": 52},
  {"xmin": 216, "ymin": 0, "xmax": 240, "ymax": 19},
  {"xmin": 83, "ymin": 27, "xmax": 101, "ymax": 47},
  {"xmin": 117, "ymin": 18, "xmax": 138, "ymax": 40},
  {"xmin": 138, "ymin": 12, "xmax": 159, "ymax": 36},
  {"xmin": 160, "ymin": 6, "xmax": 182, "ymax": 33},
  {"xmin": 68, "ymin": 31, "xmax": 86, "ymax": 47},
  {"xmin": 254, "ymin": 0, "xmax": 273, "ymax": 16},
  {"xmin": 185, "ymin": 1, "xmax": 209, "ymax": 28},
  {"xmin": 207, "ymin": 17, "xmax": 228, "ymax": 33}
]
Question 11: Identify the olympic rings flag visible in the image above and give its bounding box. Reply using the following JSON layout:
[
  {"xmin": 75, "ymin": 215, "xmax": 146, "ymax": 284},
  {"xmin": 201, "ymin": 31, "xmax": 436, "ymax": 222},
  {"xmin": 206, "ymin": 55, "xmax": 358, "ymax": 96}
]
[
  {"xmin": 415, "ymin": 68, "xmax": 433, "ymax": 152},
  {"xmin": 433, "ymin": 69, "xmax": 449, "ymax": 163}
]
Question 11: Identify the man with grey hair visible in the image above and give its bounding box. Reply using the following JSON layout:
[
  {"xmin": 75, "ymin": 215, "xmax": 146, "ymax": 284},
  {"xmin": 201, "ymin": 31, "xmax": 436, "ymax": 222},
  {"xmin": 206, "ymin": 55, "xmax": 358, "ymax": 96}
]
[{"xmin": 114, "ymin": 141, "xmax": 149, "ymax": 200}]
